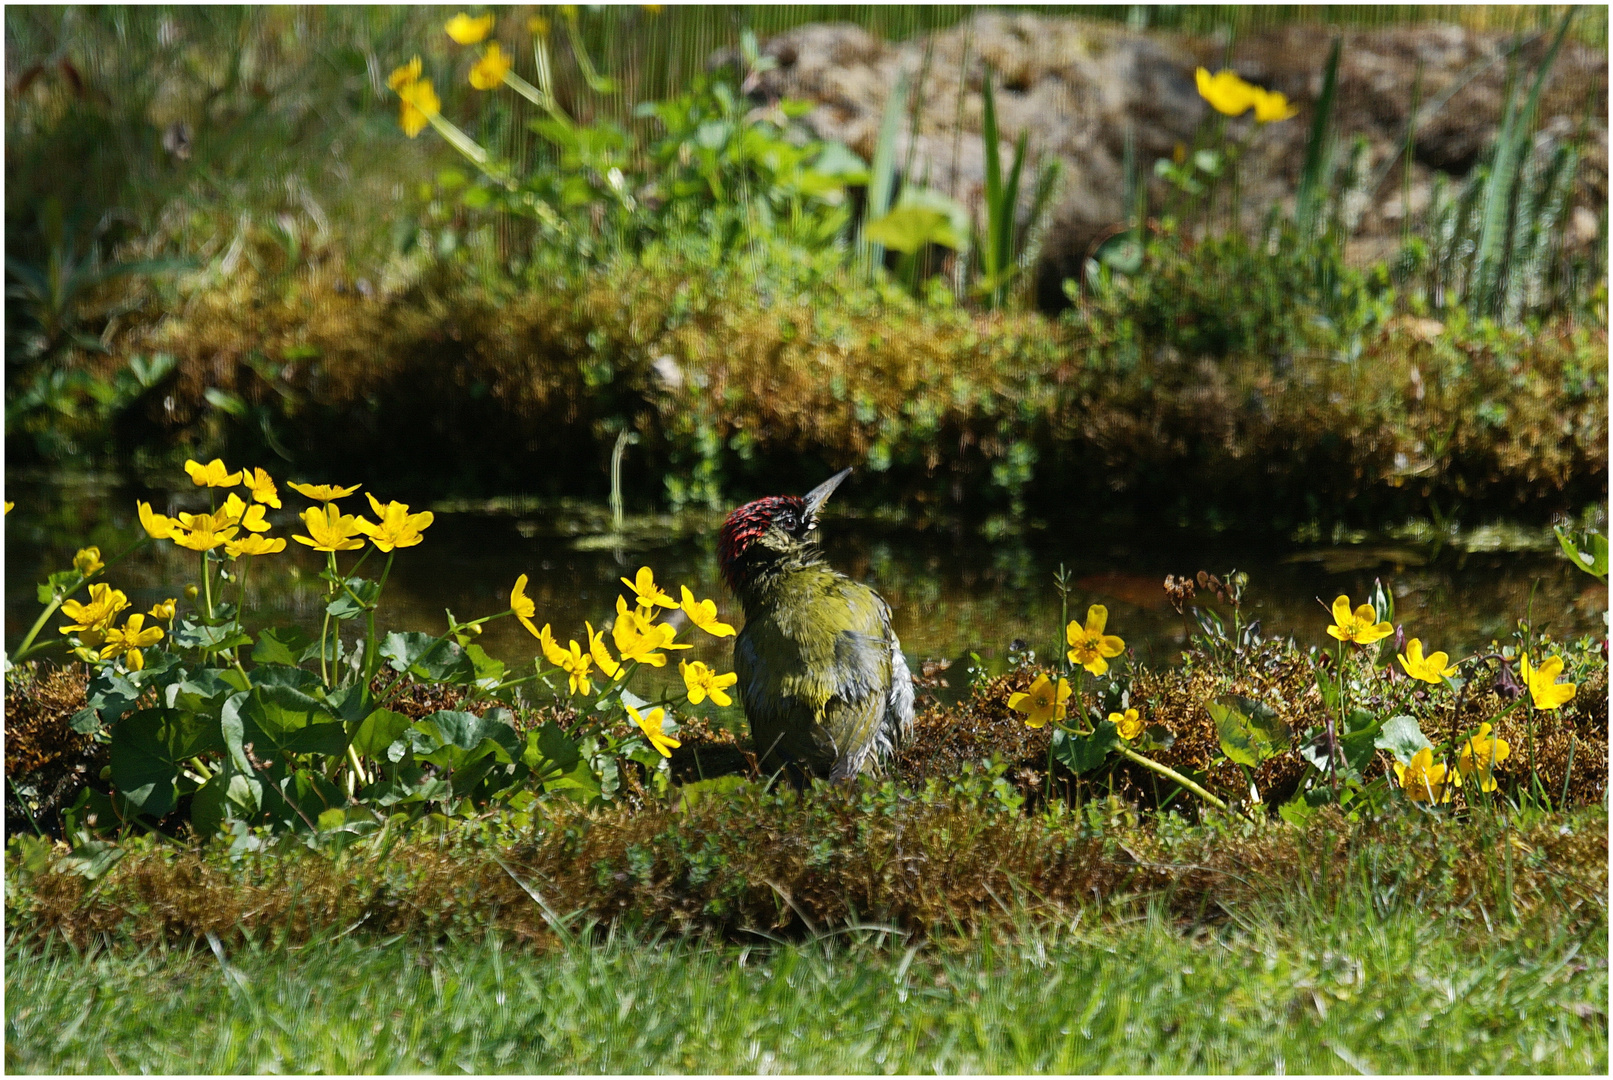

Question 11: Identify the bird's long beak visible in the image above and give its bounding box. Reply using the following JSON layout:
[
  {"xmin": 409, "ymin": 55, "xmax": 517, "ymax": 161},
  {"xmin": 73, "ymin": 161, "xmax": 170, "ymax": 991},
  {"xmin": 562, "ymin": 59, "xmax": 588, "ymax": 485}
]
[{"xmin": 803, "ymin": 467, "xmax": 852, "ymax": 520}]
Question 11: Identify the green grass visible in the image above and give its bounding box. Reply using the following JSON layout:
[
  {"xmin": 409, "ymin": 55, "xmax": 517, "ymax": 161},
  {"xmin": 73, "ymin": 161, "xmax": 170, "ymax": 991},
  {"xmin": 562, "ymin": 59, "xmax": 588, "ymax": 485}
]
[{"xmin": 7, "ymin": 903, "xmax": 1605, "ymax": 1073}]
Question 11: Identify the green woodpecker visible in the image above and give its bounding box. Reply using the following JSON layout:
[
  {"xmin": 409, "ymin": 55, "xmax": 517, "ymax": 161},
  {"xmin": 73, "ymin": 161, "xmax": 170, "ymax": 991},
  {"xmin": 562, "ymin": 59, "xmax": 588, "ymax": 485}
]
[{"xmin": 719, "ymin": 469, "xmax": 914, "ymax": 781}]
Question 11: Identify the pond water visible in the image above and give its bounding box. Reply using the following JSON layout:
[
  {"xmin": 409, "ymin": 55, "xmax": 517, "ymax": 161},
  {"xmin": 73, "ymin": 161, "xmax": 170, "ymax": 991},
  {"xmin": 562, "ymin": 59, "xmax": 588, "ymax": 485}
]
[{"xmin": 5, "ymin": 477, "xmax": 1606, "ymax": 715}]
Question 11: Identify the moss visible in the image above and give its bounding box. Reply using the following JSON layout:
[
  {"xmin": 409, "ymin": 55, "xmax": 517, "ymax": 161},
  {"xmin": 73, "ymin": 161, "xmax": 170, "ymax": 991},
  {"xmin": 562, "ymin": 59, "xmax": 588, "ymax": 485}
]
[{"xmin": 51, "ymin": 239, "xmax": 1608, "ymax": 531}]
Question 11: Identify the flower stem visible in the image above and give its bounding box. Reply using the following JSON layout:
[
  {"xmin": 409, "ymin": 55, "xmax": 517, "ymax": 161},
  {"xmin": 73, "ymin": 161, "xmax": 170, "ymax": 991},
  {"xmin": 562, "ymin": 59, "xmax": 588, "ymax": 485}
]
[{"xmin": 1115, "ymin": 743, "xmax": 1237, "ymax": 816}]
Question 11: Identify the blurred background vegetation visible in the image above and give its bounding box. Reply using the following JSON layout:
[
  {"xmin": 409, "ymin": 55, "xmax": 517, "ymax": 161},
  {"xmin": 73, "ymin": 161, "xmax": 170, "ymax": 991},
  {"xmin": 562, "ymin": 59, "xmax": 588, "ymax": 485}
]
[{"xmin": 4, "ymin": 4, "xmax": 1607, "ymax": 533}]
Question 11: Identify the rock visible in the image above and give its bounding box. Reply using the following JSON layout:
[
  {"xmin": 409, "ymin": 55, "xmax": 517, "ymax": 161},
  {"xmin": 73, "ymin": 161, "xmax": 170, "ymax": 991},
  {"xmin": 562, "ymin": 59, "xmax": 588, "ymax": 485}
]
[{"xmin": 736, "ymin": 13, "xmax": 1608, "ymax": 309}]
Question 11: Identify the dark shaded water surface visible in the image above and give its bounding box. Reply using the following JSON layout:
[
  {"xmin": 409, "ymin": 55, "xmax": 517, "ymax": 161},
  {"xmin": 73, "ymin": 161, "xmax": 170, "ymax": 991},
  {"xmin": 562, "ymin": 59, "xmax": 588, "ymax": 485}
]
[{"xmin": 5, "ymin": 478, "xmax": 1605, "ymax": 704}]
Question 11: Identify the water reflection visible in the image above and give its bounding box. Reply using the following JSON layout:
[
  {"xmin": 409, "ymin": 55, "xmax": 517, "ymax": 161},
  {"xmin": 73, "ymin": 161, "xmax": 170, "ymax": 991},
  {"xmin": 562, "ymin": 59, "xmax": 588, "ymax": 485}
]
[{"xmin": 5, "ymin": 479, "xmax": 1604, "ymax": 702}]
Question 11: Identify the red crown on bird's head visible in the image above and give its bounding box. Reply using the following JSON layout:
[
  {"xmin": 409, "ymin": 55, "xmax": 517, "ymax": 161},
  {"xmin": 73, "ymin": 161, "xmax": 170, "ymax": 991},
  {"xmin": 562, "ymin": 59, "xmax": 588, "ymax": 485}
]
[{"xmin": 718, "ymin": 495, "xmax": 805, "ymax": 591}]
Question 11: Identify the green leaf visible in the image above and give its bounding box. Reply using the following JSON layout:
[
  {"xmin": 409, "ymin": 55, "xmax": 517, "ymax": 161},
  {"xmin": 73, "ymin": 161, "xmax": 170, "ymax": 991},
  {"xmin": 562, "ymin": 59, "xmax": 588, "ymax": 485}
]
[
  {"xmin": 250, "ymin": 665, "xmax": 324, "ymax": 693},
  {"xmin": 163, "ymin": 668, "xmax": 238, "ymax": 714},
  {"xmin": 109, "ymin": 708, "xmax": 225, "ymax": 818},
  {"xmin": 416, "ymin": 709, "xmax": 520, "ymax": 768},
  {"xmin": 240, "ymin": 684, "xmax": 346, "ymax": 758},
  {"xmin": 190, "ymin": 771, "xmax": 262, "ymax": 838},
  {"xmin": 325, "ymin": 577, "xmax": 380, "ymax": 620},
  {"xmin": 1374, "ymin": 715, "xmax": 1432, "ymax": 765},
  {"xmin": 171, "ymin": 618, "xmax": 253, "ymax": 653},
  {"xmin": 524, "ymin": 721, "xmax": 582, "ymax": 776},
  {"xmin": 1278, "ymin": 797, "xmax": 1316, "ymax": 827},
  {"xmin": 1208, "ymin": 696, "xmax": 1290, "ymax": 768},
  {"xmin": 85, "ymin": 668, "xmax": 142, "ymax": 725},
  {"xmin": 252, "ymin": 626, "xmax": 312, "ymax": 667},
  {"xmin": 70, "ymin": 708, "xmax": 102, "ymax": 735},
  {"xmin": 863, "ymin": 188, "xmax": 970, "ymax": 255},
  {"xmin": 1555, "ymin": 526, "xmax": 1609, "ymax": 582},
  {"xmin": 466, "ymin": 643, "xmax": 505, "ymax": 685},
  {"xmin": 1052, "ymin": 722, "xmax": 1121, "ymax": 775},
  {"xmin": 379, "ymin": 631, "xmax": 474, "ymax": 683},
  {"xmin": 351, "ymin": 708, "xmax": 412, "ymax": 759}
]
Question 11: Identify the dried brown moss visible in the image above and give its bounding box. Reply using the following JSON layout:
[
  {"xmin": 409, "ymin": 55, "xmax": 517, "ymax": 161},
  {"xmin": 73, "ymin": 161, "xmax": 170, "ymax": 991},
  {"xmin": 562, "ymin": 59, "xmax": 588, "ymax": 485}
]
[{"xmin": 5, "ymin": 663, "xmax": 91, "ymax": 776}]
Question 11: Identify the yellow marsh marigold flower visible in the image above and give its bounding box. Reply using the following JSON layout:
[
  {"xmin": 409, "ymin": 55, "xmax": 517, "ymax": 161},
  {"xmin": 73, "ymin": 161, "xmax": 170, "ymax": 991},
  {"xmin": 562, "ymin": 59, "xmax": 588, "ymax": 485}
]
[
  {"xmin": 627, "ymin": 704, "xmax": 681, "ymax": 758},
  {"xmin": 4, "ymin": 501, "xmax": 12, "ymax": 514},
  {"xmin": 73, "ymin": 547, "xmax": 104, "ymax": 577},
  {"xmin": 528, "ymin": 15, "xmax": 550, "ymax": 36},
  {"xmin": 587, "ymin": 621, "xmax": 621, "ymax": 679},
  {"xmin": 59, "ymin": 583, "xmax": 130, "ymax": 636},
  {"xmin": 1066, "ymin": 605, "xmax": 1125, "ymax": 676},
  {"xmin": 148, "ymin": 598, "xmax": 177, "ymax": 621},
  {"xmin": 358, "ymin": 493, "xmax": 434, "ymax": 551},
  {"xmin": 244, "ymin": 467, "xmax": 281, "ymax": 508},
  {"xmin": 1251, "ymin": 86, "xmax": 1299, "ymax": 123},
  {"xmin": 1455, "ymin": 723, "xmax": 1511, "ymax": 793},
  {"xmin": 222, "ymin": 493, "xmax": 270, "ymax": 533},
  {"xmin": 100, "ymin": 613, "xmax": 163, "ymax": 671},
  {"xmin": 531, "ymin": 622, "xmax": 568, "ymax": 667},
  {"xmin": 225, "ymin": 534, "xmax": 287, "ymax": 558},
  {"xmin": 399, "ymin": 82, "xmax": 439, "ymax": 138},
  {"xmin": 1398, "ymin": 638, "xmax": 1457, "ymax": 684},
  {"xmin": 556, "ymin": 639, "xmax": 594, "ymax": 695},
  {"xmin": 293, "ymin": 505, "xmax": 367, "ymax": 552},
  {"xmin": 138, "ymin": 501, "xmax": 176, "ymax": 540},
  {"xmin": 621, "ymin": 566, "xmax": 678, "ymax": 614},
  {"xmin": 1519, "ymin": 654, "xmax": 1577, "ymax": 711},
  {"xmin": 680, "ymin": 660, "xmax": 738, "ymax": 707},
  {"xmin": 510, "ymin": 574, "xmax": 544, "ymax": 641},
  {"xmin": 170, "ymin": 510, "xmax": 238, "ymax": 552},
  {"xmin": 185, "ymin": 457, "xmax": 242, "ymax": 488},
  {"xmin": 1394, "ymin": 746, "xmax": 1452, "ymax": 804},
  {"xmin": 1326, "ymin": 595, "xmax": 1393, "ymax": 645},
  {"xmin": 1196, "ymin": 67, "xmax": 1259, "ymax": 117},
  {"xmin": 388, "ymin": 56, "xmax": 422, "ymax": 91},
  {"xmin": 680, "ymin": 585, "xmax": 736, "ymax": 637},
  {"xmin": 1007, "ymin": 672, "xmax": 1071, "ymax": 729},
  {"xmin": 1110, "ymin": 708, "xmax": 1144, "ymax": 740},
  {"xmin": 469, "ymin": 43, "xmax": 511, "ymax": 90},
  {"xmin": 612, "ymin": 595, "xmax": 691, "ymax": 667},
  {"xmin": 445, "ymin": 12, "xmax": 494, "ymax": 45},
  {"xmin": 287, "ymin": 480, "xmax": 362, "ymax": 503}
]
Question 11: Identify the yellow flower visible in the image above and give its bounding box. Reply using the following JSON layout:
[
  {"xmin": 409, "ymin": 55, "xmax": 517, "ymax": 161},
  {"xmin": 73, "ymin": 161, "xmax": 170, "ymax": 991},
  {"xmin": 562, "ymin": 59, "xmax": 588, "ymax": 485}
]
[
  {"xmin": 1397, "ymin": 638, "xmax": 1457, "ymax": 685},
  {"xmin": 1007, "ymin": 673, "xmax": 1071, "ymax": 729},
  {"xmin": 358, "ymin": 493, "xmax": 434, "ymax": 551},
  {"xmin": 59, "ymin": 583, "xmax": 130, "ymax": 636},
  {"xmin": 1066, "ymin": 605, "xmax": 1125, "ymax": 676},
  {"xmin": 469, "ymin": 43, "xmax": 511, "ymax": 90},
  {"xmin": 1110, "ymin": 708, "xmax": 1144, "ymax": 740},
  {"xmin": 100, "ymin": 613, "xmax": 163, "ymax": 671},
  {"xmin": 4, "ymin": 501, "xmax": 12, "ymax": 514},
  {"xmin": 287, "ymin": 480, "xmax": 362, "ymax": 503},
  {"xmin": 445, "ymin": 12, "xmax": 495, "ymax": 44},
  {"xmin": 621, "ymin": 567, "xmax": 678, "ymax": 614},
  {"xmin": 1455, "ymin": 723, "xmax": 1512, "ymax": 793},
  {"xmin": 587, "ymin": 621, "xmax": 622, "ymax": 679},
  {"xmin": 1251, "ymin": 87, "xmax": 1299, "ymax": 123},
  {"xmin": 244, "ymin": 467, "xmax": 281, "ymax": 508},
  {"xmin": 398, "ymin": 79, "xmax": 440, "ymax": 138},
  {"xmin": 556, "ymin": 639, "xmax": 595, "ymax": 695},
  {"xmin": 170, "ymin": 510, "xmax": 238, "ymax": 552},
  {"xmin": 510, "ymin": 574, "xmax": 542, "ymax": 640},
  {"xmin": 388, "ymin": 56, "xmax": 422, "ymax": 91},
  {"xmin": 680, "ymin": 660, "xmax": 738, "ymax": 707},
  {"xmin": 627, "ymin": 704, "xmax": 681, "ymax": 758},
  {"xmin": 138, "ymin": 501, "xmax": 176, "ymax": 540},
  {"xmin": 528, "ymin": 15, "xmax": 550, "ymax": 36},
  {"xmin": 224, "ymin": 534, "xmax": 287, "ymax": 558},
  {"xmin": 73, "ymin": 547, "xmax": 104, "ymax": 577},
  {"xmin": 1394, "ymin": 746, "xmax": 1452, "ymax": 804},
  {"xmin": 612, "ymin": 595, "xmax": 691, "ymax": 667},
  {"xmin": 1519, "ymin": 654, "xmax": 1577, "ymax": 711},
  {"xmin": 1326, "ymin": 595, "xmax": 1393, "ymax": 645},
  {"xmin": 680, "ymin": 585, "xmax": 736, "ymax": 638},
  {"xmin": 148, "ymin": 599, "xmax": 177, "ymax": 621},
  {"xmin": 222, "ymin": 493, "xmax": 270, "ymax": 533},
  {"xmin": 1195, "ymin": 67, "xmax": 1259, "ymax": 117},
  {"xmin": 535, "ymin": 623, "xmax": 569, "ymax": 667},
  {"xmin": 184, "ymin": 458, "xmax": 243, "ymax": 488},
  {"xmin": 293, "ymin": 505, "xmax": 367, "ymax": 552}
]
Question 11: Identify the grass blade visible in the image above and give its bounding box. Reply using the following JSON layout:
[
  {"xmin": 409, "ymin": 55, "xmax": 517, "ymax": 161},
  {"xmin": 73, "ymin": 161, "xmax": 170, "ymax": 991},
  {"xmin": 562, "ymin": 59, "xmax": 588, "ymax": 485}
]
[
  {"xmin": 1295, "ymin": 37, "xmax": 1342, "ymax": 240},
  {"xmin": 862, "ymin": 69, "xmax": 910, "ymax": 277}
]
